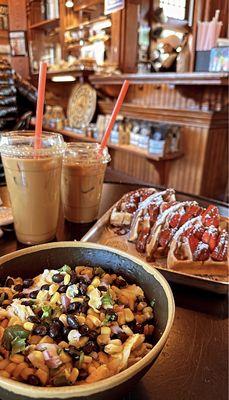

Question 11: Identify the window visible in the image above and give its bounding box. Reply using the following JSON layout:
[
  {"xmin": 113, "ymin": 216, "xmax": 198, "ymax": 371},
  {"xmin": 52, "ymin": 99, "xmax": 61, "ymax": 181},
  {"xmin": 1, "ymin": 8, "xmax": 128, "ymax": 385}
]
[{"xmin": 159, "ymin": 0, "xmax": 187, "ymax": 21}]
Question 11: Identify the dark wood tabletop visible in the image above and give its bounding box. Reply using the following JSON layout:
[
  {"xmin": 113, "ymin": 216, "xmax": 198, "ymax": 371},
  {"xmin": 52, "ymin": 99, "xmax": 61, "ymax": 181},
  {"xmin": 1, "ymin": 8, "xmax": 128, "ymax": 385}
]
[{"xmin": 0, "ymin": 183, "xmax": 228, "ymax": 400}]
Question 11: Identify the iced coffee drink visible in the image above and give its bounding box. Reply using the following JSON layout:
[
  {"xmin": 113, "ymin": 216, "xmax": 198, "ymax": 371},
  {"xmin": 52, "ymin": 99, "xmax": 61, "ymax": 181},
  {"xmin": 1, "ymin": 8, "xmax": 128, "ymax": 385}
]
[
  {"xmin": 0, "ymin": 131, "xmax": 65, "ymax": 244},
  {"xmin": 61, "ymin": 143, "xmax": 110, "ymax": 223}
]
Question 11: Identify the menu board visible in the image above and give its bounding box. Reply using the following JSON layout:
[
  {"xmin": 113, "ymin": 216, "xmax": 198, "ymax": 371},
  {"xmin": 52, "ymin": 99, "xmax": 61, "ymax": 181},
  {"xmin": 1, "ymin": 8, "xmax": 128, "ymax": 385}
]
[{"xmin": 104, "ymin": 0, "xmax": 125, "ymax": 15}]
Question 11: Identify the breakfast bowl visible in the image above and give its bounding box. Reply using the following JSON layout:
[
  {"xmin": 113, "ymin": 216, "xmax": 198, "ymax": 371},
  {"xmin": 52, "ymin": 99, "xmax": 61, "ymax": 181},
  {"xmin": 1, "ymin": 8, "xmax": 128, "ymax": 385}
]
[{"xmin": 0, "ymin": 241, "xmax": 175, "ymax": 400}]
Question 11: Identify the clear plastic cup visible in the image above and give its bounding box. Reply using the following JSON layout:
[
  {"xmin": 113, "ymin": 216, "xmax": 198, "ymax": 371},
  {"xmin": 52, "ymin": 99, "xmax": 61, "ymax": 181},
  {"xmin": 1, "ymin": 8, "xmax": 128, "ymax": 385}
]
[
  {"xmin": 61, "ymin": 142, "xmax": 111, "ymax": 223},
  {"xmin": 0, "ymin": 131, "xmax": 66, "ymax": 244}
]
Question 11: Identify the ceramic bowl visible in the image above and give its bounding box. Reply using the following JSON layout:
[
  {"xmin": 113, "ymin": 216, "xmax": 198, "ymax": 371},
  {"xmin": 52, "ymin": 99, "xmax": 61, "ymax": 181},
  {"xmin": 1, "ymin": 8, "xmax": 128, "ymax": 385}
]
[{"xmin": 0, "ymin": 242, "xmax": 175, "ymax": 400}]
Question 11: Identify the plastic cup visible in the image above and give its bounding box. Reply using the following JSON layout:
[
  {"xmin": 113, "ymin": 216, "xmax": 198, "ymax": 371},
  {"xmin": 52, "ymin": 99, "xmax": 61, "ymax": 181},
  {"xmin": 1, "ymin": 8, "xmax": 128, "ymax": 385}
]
[
  {"xmin": 61, "ymin": 142, "xmax": 111, "ymax": 223},
  {"xmin": 0, "ymin": 131, "xmax": 66, "ymax": 244}
]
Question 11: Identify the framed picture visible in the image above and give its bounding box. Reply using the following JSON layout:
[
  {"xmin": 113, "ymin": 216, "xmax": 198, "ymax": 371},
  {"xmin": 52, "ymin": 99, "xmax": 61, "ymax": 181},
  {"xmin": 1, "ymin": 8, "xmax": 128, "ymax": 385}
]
[
  {"xmin": 0, "ymin": 4, "xmax": 8, "ymax": 30},
  {"xmin": 9, "ymin": 31, "xmax": 28, "ymax": 57}
]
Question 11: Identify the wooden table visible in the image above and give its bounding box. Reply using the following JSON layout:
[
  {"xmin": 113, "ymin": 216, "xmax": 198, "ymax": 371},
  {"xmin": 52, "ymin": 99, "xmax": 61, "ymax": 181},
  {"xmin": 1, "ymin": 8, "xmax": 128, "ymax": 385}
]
[{"xmin": 0, "ymin": 183, "xmax": 228, "ymax": 400}]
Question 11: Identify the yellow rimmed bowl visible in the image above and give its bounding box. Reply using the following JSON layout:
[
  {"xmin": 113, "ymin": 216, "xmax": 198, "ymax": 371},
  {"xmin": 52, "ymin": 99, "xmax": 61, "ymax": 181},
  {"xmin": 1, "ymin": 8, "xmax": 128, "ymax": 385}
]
[{"xmin": 0, "ymin": 242, "xmax": 175, "ymax": 400}]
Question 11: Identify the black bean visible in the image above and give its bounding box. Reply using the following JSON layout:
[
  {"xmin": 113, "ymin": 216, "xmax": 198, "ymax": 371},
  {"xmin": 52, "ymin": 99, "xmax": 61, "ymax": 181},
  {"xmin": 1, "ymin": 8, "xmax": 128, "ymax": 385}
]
[
  {"xmin": 1, "ymin": 293, "xmax": 8, "ymax": 300},
  {"xmin": 67, "ymin": 302, "xmax": 80, "ymax": 314},
  {"xmin": 80, "ymin": 304, "xmax": 89, "ymax": 315},
  {"xmin": 58, "ymin": 285, "xmax": 68, "ymax": 293},
  {"xmin": 27, "ymin": 316, "xmax": 40, "ymax": 324},
  {"xmin": 13, "ymin": 292, "xmax": 24, "ymax": 299},
  {"xmin": 113, "ymin": 277, "xmax": 127, "ymax": 288},
  {"xmin": 32, "ymin": 325, "xmax": 48, "ymax": 336},
  {"xmin": 63, "ymin": 327, "xmax": 70, "ymax": 338},
  {"xmin": 29, "ymin": 290, "xmax": 39, "ymax": 299},
  {"xmin": 98, "ymin": 285, "xmax": 108, "ymax": 292},
  {"xmin": 66, "ymin": 345, "xmax": 81, "ymax": 360},
  {"xmin": 77, "ymin": 369, "xmax": 88, "ymax": 381},
  {"xmin": 83, "ymin": 341, "xmax": 98, "ymax": 355},
  {"xmin": 78, "ymin": 324, "xmax": 89, "ymax": 335},
  {"xmin": 36, "ymin": 309, "xmax": 43, "ymax": 318},
  {"xmin": 27, "ymin": 374, "xmax": 41, "ymax": 386},
  {"xmin": 49, "ymin": 323, "xmax": 62, "ymax": 339},
  {"xmin": 70, "ymin": 272, "xmax": 78, "ymax": 284},
  {"xmin": 88, "ymin": 330, "xmax": 98, "ymax": 340},
  {"xmin": 52, "ymin": 274, "xmax": 64, "ymax": 283},
  {"xmin": 78, "ymin": 283, "xmax": 87, "ymax": 296},
  {"xmin": 67, "ymin": 315, "xmax": 79, "ymax": 329},
  {"xmin": 78, "ymin": 276, "xmax": 88, "ymax": 285},
  {"xmin": 52, "ymin": 318, "xmax": 64, "ymax": 327},
  {"xmin": 23, "ymin": 279, "xmax": 34, "ymax": 288},
  {"xmin": 132, "ymin": 323, "xmax": 144, "ymax": 334},
  {"xmin": 117, "ymin": 332, "xmax": 128, "ymax": 343},
  {"xmin": 5, "ymin": 277, "xmax": 14, "ymax": 287},
  {"xmin": 41, "ymin": 284, "xmax": 50, "ymax": 291},
  {"xmin": 21, "ymin": 300, "xmax": 34, "ymax": 306},
  {"xmin": 106, "ymin": 310, "xmax": 118, "ymax": 321},
  {"xmin": 14, "ymin": 284, "xmax": 23, "ymax": 292}
]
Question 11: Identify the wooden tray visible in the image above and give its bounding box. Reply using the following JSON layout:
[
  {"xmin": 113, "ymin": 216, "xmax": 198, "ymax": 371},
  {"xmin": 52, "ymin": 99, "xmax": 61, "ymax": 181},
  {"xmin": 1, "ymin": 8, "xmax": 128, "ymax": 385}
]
[{"xmin": 81, "ymin": 203, "xmax": 229, "ymax": 295}]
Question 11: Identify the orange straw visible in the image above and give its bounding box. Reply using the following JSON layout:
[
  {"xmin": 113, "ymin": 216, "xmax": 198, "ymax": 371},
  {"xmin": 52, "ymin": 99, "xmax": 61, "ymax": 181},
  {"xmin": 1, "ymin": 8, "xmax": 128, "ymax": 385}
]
[
  {"xmin": 100, "ymin": 80, "xmax": 130, "ymax": 152},
  {"xmin": 34, "ymin": 61, "xmax": 47, "ymax": 150}
]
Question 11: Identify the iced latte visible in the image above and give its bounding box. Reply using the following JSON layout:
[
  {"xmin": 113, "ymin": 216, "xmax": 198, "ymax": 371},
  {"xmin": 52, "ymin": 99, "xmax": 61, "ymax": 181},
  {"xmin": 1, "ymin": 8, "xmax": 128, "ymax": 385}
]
[
  {"xmin": 0, "ymin": 131, "xmax": 65, "ymax": 244},
  {"xmin": 61, "ymin": 143, "xmax": 110, "ymax": 223}
]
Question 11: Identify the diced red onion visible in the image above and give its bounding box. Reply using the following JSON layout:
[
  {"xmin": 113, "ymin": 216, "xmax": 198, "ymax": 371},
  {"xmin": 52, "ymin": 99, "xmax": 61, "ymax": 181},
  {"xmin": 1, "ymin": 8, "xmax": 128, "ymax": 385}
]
[
  {"xmin": 46, "ymin": 355, "xmax": 62, "ymax": 369},
  {"xmin": 111, "ymin": 325, "xmax": 123, "ymax": 334},
  {"xmin": 61, "ymin": 294, "xmax": 70, "ymax": 311},
  {"xmin": 43, "ymin": 350, "xmax": 51, "ymax": 361}
]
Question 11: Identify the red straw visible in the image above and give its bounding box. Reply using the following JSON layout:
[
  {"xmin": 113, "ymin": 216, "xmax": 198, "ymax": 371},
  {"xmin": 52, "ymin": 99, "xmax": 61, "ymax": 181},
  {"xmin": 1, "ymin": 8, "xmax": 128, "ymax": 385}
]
[
  {"xmin": 100, "ymin": 80, "xmax": 130, "ymax": 152},
  {"xmin": 34, "ymin": 62, "xmax": 47, "ymax": 150}
]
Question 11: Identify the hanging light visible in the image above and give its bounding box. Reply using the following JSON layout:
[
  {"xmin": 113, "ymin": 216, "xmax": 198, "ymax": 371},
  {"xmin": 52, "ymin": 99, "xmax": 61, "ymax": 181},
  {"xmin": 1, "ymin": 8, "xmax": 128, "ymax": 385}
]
[{"xmin": 65, "ymin": 0, "xmax": 74, "ymax": 8}]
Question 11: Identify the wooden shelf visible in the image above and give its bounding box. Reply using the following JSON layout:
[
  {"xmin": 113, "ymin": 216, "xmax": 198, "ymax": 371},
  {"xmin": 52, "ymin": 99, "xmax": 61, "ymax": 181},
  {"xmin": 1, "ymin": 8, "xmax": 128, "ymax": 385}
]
[
  {"xmin": 90, "ymin": 72, "xmax": 229, "ymax": 86},
  {"xmin": 31, "ymin": 68, "xmax": 93, "ymax": 80},
  {"xmin": 65, "ymin": 16, "xmax": 110, "ymax": 32},
  {"xmin": 29, "ymin": 18, "xmax": 59, "ymax": 30},
  {"xmin": 40, "ymin": 125, "xmax": 182, "ymax": 162}
]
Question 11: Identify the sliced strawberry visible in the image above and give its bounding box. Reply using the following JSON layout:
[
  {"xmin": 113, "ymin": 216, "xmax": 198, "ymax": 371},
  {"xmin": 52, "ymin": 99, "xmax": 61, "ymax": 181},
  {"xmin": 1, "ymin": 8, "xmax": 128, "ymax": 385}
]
[
  {"xmin": 169, "ymin": 213, "xmax": 181, "ymax": 228},
  {"xmin": 160, "ymin": 201, "xmax": 176, "ymax": 213},
  {"xmin": 179, "ymin": 205, "xmax": 202, "ymax": 227},
  {"xmin": 202, "ymin": 227, "xmax": 218, "ymax": 252},
  {"xmin": 202, "ymin": 205, "xmax": 220, "ymax": 228},
  {"xmin": 192, "ymin": 225, "xmax": 205, "ymax": 240},
  {"xmin": 159, "ymin": 228, "xmax": 173, "ymax": 249},
  {"xmin": 188, "ymin": 235, "xmax": 199, "ymax": 253},
  {"xmin": 148, "ymin": 204, "xmax": 159, "ymax": 225},
  {"xmin": 124, "ymin": 202, "xmax": 137, "ymax": 213},
  {"xmin": 193, "ymin": 242, "xmax": 210, "ymax": 261},
  {"xmin": 211, "ymin": 231, "xmax": 228, "ymax": 262}
]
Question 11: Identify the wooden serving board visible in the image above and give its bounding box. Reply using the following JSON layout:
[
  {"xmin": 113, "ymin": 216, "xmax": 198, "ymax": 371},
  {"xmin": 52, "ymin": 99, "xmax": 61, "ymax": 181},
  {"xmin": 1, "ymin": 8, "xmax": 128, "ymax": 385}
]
[{"xmin": 81, "ymin": 203, "xmax": 229, "ymax": 295}]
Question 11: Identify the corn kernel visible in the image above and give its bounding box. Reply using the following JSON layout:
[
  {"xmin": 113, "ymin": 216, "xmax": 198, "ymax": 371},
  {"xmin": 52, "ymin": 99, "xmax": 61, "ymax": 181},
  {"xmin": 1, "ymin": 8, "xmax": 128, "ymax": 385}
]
[
  {"xmin": 50, "ymin": 292, "xmax": 61, "ymax": 304},
  {"xmin": 83, "ymin": 356, "xmax": 92, "ymax": 364},
  {"xmin": 21, "ymin": 367, "xmax": 34, "ymax": 380},
  {"xmin": 87, "ymin": 315, "xmax": 101, "ymax": 327},
  {"xmin": 10, "ymin": 354, "xmax": 24, "ymax": 364},
  {"xmin": 77, "ymin": 316, "xmax": 85, "ymax": 324},
  {"xmin": 101, "ymin": 326, "xmax": 111, "ymax": 335},
  {"xmin": 124, "ymin": 308, "xmax": 134, "ymax": 322},
  {"xmin": 97, "ymin": 334, "xmax": 110, "ymax": 345},
  {"xmin": 87, "ymin": 284, "xmax": 94, "ymax": 293},
  {"xmin": 72, "ymin": 297, "xmax": 84, "ymax": 303},
  {"xmin": 5, "ymin": 362, "xmax": 17, "ymax": 374},
  {"xmin": 12, "ymin": 362, "xmax": 27, "ymax": 379},
  {"xmin": 91, "ymin": 277, "xmax": 100, "ymax": 288},
  {"xmin": 69, "ymin": 368, "xmax": 79, "ymax": 383},
  {"xmin": 36, "ymin": 368, "xmax": 49, "ymax": 385},
  {"xmin": 0, "ymin": 359, "xmax": 10, "ymax": 369},
  {"xmin": 49, "ymin": 283, "xmax": 59, "ymax": 295},
  {"xmin": 64, "ymin": 274, "xmax": 71, "ymax": 286},
  {"xmin": 59, "ymin": 314, "xmax": 67, "ymax": 326},
  {"xmin": 23, "ymin": 322, "xmax": 34, "ymax": 331},
  {"xmin": 122, "ymin": 325, "xmax": 133, "ymax": 335},
  {"xmin": 0, "ymin": 371, "xmax": 10, "ymax": 378},
  {"xmin": 39, "ymin": 335, "xmax": 54, "ymax": 344},
  {"xmin": 60, "ymin": 351, "xmax": 72, "ymax": 363}
]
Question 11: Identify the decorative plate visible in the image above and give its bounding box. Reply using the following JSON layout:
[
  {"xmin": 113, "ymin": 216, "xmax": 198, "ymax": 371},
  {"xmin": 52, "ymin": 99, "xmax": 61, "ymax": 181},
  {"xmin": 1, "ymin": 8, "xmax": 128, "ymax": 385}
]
[
  {"xmin": 67, "ymin": 84, "xmax": 97, "ymax": 128},
  {"xmin": 0, "ymin": 207, "xmax": 13, "ymax": 226}
]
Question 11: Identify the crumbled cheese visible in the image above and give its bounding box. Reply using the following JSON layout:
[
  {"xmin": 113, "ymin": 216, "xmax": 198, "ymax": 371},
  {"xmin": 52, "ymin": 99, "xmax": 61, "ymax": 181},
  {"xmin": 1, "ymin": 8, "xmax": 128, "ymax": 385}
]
[
  {"xmin": 88, "ymin": 287, "xmax": 102, "ymax": 312},
  {"xmin": 66, "ymin": 284, "xmax": 79, "ymax": 299},
  {"xmin": 68, "ymin": 329, "xmax": 81, "ymax": 344}
]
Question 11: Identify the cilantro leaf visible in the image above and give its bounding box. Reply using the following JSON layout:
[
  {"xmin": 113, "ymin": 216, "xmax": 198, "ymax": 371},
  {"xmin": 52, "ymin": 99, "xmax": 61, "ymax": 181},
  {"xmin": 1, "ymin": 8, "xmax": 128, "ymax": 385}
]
[
  {"xmin": 3, "ymin": 325, "xmax": 29, "ymax": 351},
  {"xmin": 41, "ymin": 305, "xmax": 53, "ymax": 319}
]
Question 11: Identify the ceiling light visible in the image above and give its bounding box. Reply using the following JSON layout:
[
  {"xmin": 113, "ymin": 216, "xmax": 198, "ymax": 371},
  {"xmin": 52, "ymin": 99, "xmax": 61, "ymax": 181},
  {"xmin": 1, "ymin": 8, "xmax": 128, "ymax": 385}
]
[
  {"xmin": 51, "ymin": 75, "xmax": 76, "ymax": 82},
  {"xmin": 65, "ymin": 0, "xmax": 74, "ymax": 8}
]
